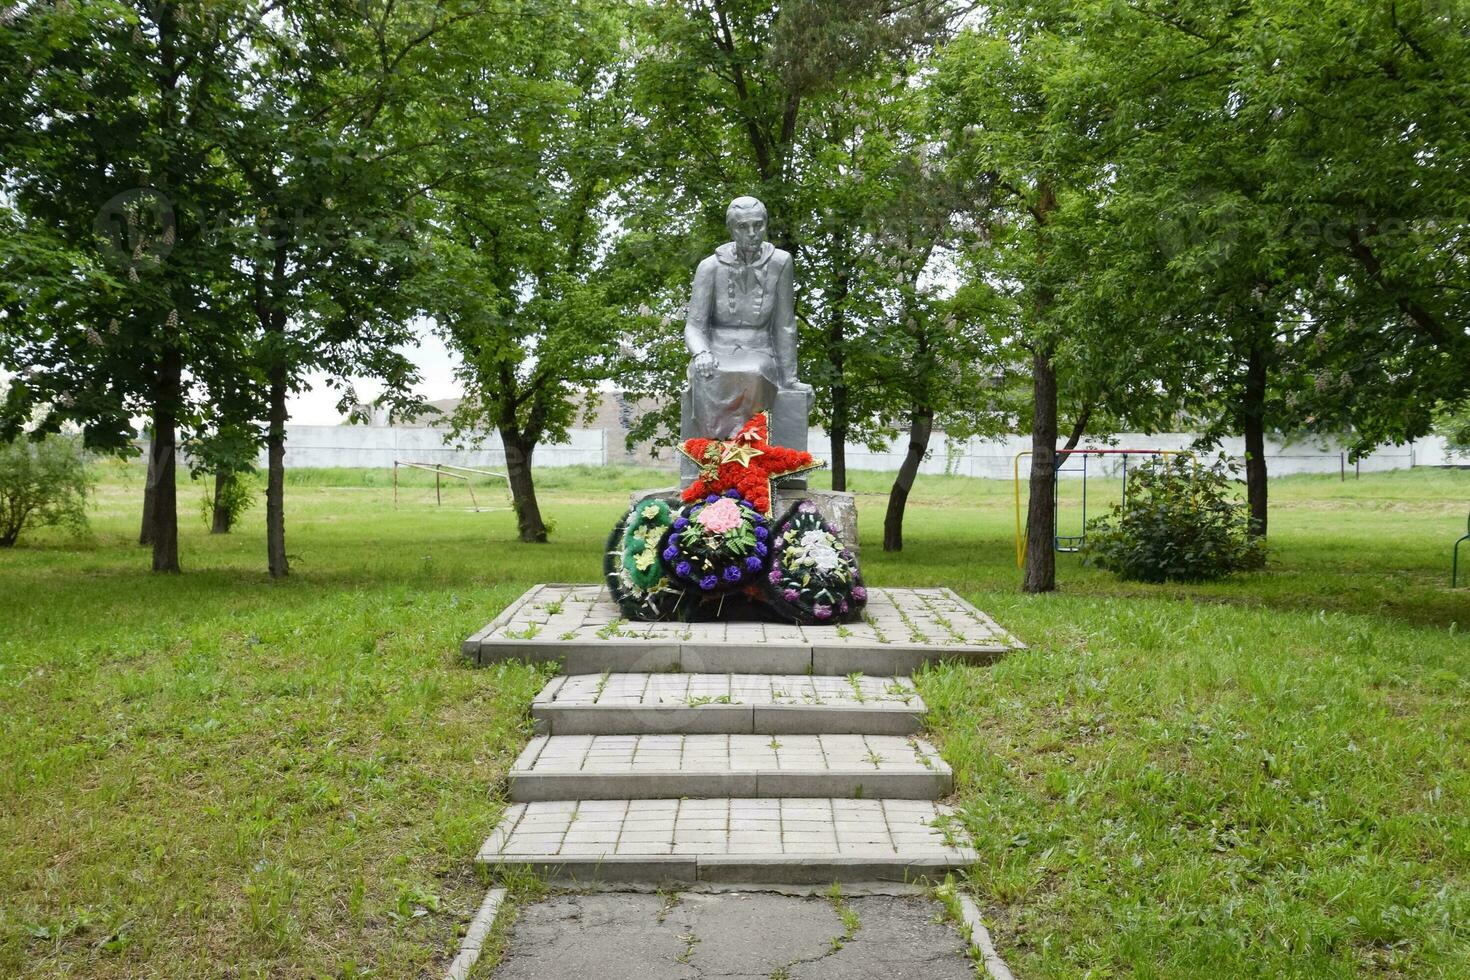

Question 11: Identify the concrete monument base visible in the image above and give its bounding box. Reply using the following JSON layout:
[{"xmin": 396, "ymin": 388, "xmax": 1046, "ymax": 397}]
[{"xmin": 678, "ymin": 387, "xmax": 812, "ymax": 489}]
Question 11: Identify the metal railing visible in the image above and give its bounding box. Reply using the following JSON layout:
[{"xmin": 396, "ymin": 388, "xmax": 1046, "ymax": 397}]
[{"xmin": 392, "ymin": 461, "xmax": 510, "ymax": 512}]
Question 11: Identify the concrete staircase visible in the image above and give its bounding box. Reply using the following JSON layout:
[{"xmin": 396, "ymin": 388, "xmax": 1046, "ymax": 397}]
[
  {"xmin": 479, "ymin": 665, "xmax": 979, "ymax": 884},
  {"xmin": 472, "ymin": 585, "xmax": 1020, "ymax": 884}
]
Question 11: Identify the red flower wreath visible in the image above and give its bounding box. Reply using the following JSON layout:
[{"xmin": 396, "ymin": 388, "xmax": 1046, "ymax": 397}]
[{"xmin": 677, "ymin": 412, "xmax": 825, "ymax": 516}]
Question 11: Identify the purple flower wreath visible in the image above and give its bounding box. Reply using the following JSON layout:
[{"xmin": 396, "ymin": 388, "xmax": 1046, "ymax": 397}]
[
  {"xmin": 663, "ymin": 490, "xmax": 774, "ymax": 594},
  {"xmin": 761, "ymin": 500, "xmax": 867, "ymax": 625}
]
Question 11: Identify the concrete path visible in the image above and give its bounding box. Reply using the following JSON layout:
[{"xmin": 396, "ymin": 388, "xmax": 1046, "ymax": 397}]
[
  {"xmin": 465, "ymin": 584, "xmax": 1020, "ymax": 972},
  {"xmin": 491, "ymin": 891, "xmax": 977, "ymax": 980}
]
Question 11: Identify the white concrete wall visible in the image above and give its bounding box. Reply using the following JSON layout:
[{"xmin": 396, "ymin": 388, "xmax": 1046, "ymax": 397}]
[
  {"xmin": 804, "ymin": 430, "xmax": 1439, "ymax": 479},
  {"xmin": 260, "ymin": 425, "xmax": 606, "ymax": 469},
  {"xmin": 220, "ymin": 423, "xmax": 1458, "ymax": 475}
]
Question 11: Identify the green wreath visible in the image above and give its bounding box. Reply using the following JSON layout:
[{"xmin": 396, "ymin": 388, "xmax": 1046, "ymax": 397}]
[{"xmin": 621, "ymin": 497, "xmax": 674, "ymax": 590}]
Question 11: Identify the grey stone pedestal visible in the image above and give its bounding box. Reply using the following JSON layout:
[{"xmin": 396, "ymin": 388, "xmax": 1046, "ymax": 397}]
[{"xmin": 678, "ymin": 387, "xmax": 813, "ymax": 489}]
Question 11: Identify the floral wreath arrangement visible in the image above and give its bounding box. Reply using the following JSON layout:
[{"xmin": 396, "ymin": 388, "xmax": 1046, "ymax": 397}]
[
  {"xmin": 662, "ymin": 489, "xmax": 773, "ymax": 594},
  {"xmin": 678, "ymin": 412, "xmax": 824, "ymax": 516},
  {"xmin": 603, "ymin": 498, "xmax": 688, "ymax": 620},
  {"xmin": 761, "ymin": 500, "xmax": 867, "ymax": 624}
]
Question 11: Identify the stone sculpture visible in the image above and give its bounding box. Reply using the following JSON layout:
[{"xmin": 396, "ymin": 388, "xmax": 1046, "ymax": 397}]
[{"xmin": 681, "ymin": 196, "xmax": 814, "ymax": 485}]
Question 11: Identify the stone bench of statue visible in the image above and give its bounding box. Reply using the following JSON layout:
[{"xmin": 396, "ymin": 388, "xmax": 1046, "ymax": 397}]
[{"xmin": 679, "ymin": 196, "xmax": 815, "ymax": 488}]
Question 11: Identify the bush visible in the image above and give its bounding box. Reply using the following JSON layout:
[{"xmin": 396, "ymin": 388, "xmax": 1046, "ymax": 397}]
[
  {"xmin": 201, "ymin": 470, "xmax": 257, "ymax": 532},
  {"xmin": 1081, "ymin": 454, "xmax": 1265, "ymax": 583},
  {"xmin": 0, "ymin": 433, "xmax": 94, "ymax": 547}
]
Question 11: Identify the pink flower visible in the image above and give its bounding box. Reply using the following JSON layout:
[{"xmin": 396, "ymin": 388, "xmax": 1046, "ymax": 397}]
[{"xmin": 697, "ymin": 496, "xmax": 743, "ymax": 533}]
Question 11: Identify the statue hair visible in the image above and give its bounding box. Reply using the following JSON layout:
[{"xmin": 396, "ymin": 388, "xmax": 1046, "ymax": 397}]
[{"xmin": 725, "ymin": 196, "xmax": 767, "ymax": 227}]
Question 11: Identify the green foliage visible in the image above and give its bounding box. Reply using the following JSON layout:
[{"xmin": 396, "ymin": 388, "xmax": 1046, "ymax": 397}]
[
  {"xmin": 1435, "ymin": 401, "xmax": 1470, "ymax": 449},
  {"xmin": 0, "ymin": 433, "xmax": 93, "ymax": 547},
  {"xmin": 200, "ymin": 471, "xmax": 257, "ymax": 531},
  {"xmin": 1082, "ymin": 456, "xmax": 1266, "ymax": 584}
]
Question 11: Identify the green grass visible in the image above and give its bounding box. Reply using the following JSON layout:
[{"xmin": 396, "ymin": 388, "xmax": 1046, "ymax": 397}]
[{"xmin": 1, "ymin": 461, "xmax": 1467, "ymax": 977}]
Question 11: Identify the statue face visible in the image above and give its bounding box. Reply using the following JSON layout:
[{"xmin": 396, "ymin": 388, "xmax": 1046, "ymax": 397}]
[{"xmin": 728, "ymin": 211, "xmax": 767, "ymax": 251}]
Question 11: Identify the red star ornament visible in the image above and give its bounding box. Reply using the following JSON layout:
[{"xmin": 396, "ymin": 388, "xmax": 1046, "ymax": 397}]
[{"xmin": 678, "ymin": 412, "xmax": 825, "ymax": 515}]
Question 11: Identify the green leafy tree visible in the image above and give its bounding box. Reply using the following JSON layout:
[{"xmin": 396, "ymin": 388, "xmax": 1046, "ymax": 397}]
[
  {"xmin": 226, "ymin": 1, "xmax": 450, "ymax": 576},
  {"xmin": 969, "ymin": 0, "xmax": 1470, "ymax": 548},
  {"xmin": 1, "ymin": 0, "xmax": 255, "ymax": 572},
  {"xmin": 621, "ymin": 0, "xmax": 959, "ymax": 483},
  {"xmin": 934, "ymin": 10, "xmax": 1105, "ymax": 592},
  {"xmin": 416, "ymin": 0, "xmax": 638, "ymax": 542}
]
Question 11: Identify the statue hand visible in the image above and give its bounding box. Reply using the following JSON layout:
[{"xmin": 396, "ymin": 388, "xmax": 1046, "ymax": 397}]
[
  {"xmin": 785, "ymin": 379, "xmax": 815, "ymax": 410},
  {"xmin": 693, "ymin": 350, "xmax": 719, "ymax": 379}
]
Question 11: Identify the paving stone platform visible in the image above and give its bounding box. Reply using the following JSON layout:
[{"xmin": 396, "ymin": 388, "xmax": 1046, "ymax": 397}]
[
  {"xmin": 533, "ymin": 673, "xmax": 924, "ymax": 735},
  {"xmin": 473, "ymin": 581, "xmax": 1015, "ymax": 885},
  {"xmin": 509, "ymin": 734, "xmax": 951, "ymax": 802},
  {"xmin": 480, "ymin": 798, "xmax": 976, "ymax": 883},
  {"xmin": 462, "ymin": 584, "xmax": 1023, "ymax": 675}
]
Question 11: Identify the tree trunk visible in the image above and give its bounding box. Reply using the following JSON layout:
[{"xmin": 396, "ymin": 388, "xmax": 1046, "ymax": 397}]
[
  {"xmin": 139, "ymin": 439, "xmax": 157, "ymax": 546},
  {"xmin": 1243, "ymin": 338, "xmax": 1269, "ymax": 538},
  {"xmin": 149, "ymin": 349, "xmax": 182, "ymax": 573},
  {"xmin": 827, "ymin": 251, "xmax": 851, "ymax": 492},
  {"xmin": 502, "ymin": 429, "xmax": 548, "ymax": 543},
  {"xmin": 882, "ymin": 407, "xmax": 933, "ymax": 553},
  {"xmin": 211, "ymin": 470, "xmax": 233, "ymax": 534},
  {"xmin": 1022, "ymin": 349, "xmax": 1059, "ymax": 593},
  {"xmin": 829, "ymin": 382, "xmax": 848, "ymax": 493},
  {"xmin": 266, "ymin": 371, "xmax": 288, "ymax": 578}
]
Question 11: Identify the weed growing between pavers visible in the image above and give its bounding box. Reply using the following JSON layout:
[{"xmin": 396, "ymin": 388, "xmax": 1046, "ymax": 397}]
[
  {"xmin": 1, "ymin": 464, "xmax": 1466, "ymax": 977},
  {"xmin": 825, "ymin": 883, "xmax": 862, "ymax": 952}
]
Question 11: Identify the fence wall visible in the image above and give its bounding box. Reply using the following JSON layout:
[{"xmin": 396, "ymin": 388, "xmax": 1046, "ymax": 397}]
[
  {"xmin": 818, "ymin": 432, "xmax": 1443, "ymax": 480},
  {"xmin": 260, "ymin": 425, "xmax": 606, "ymax": 470},
  {"xmin": 247, "ymin": 424, "xmax": 1462, "ymax": 476}
]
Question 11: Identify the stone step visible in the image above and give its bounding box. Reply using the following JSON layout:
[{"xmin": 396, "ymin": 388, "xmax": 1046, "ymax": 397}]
[
  {"xmin": 532, "ymin": 673, "xmax": 925, "ymax": 736},
  {"xmin": 478, "ymin": 798, "xmax": 978, "ymax": 884},
  {"xmin": 508, "ymin": 734, "xmax": 951, "ymax": 802},
  {"xmin": 463, "ymin": 585, "xmax": 1023, "ymax": 675}
]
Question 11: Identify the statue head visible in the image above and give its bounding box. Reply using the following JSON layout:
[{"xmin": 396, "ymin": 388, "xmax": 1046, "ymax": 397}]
[{"xmin": 725, "ymin": 196, "xmax": 768, "ymax": 253}]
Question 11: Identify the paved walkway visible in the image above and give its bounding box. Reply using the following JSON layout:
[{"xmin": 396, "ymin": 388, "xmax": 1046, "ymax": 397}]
[
  {"xmin": 473, "ymin": 585, "xmax": 1020, "ymax": 884},
  {"xmin": 492, "ymin": 891, "xmax": 977, "ymax": 980},
  {"xmin": 465, "ymin": 584, "xmax": 1021, "ymax": 976}
]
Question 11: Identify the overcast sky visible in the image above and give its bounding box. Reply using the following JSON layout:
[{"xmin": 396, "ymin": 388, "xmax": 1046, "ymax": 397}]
[{"xmin": 287, "ymin": 320, "xmax": 463, "ymax": 425}]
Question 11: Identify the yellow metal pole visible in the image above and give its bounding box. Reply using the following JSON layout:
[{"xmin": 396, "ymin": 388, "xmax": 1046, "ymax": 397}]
[{"xmin": 1013, "ymin": 451, "xmax": 1031, "ymax": 569}]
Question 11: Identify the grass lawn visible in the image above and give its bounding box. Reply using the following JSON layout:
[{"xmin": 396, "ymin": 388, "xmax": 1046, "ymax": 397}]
[{"xmin": 1, "ymin": 462, "xmax": 1466, "ymax": 978}]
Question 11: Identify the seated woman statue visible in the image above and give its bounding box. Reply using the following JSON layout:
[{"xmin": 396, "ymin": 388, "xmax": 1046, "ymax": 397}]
[{"xmin": 683, "ymin": 196, "xmax": 814, "ymax": 446}]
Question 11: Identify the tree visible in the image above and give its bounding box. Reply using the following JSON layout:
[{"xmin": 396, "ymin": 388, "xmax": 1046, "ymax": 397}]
[
  {"xmin": 845, "ymin": 91, "xmax": 1005, "ymax": 552},
  {"xmin": 934, "ymin": 12, "xmax": 1087, "ymax": 592},
  {"xmin": 189, "ymin": 420, "xmax": 260, "ymax": 534},
  {"xmin": 958, "ymin": 0, "xmax": 1470, "ymax": 546},
  {"xmin": 1, "ymin": 0, "xmax": 257, "ymax": 573},
  {"xmin": 622, "ymin": 0, "xmax": 959, "ymax": 482},
  {"xmin": 2, "ymin": 1, "xmax": 469, "ymax": 577},
  {"xmin": 417, "ymin": 0, "xmax": 636, "ymax": 543},
  {"xmin": 934, "ymin": 3, "xmax": 1189, "ymax": 588},
  {"xmin": 226, "ymin": 1, "xmax": 476, "ymax": 576},
  {"xmin": 1244, "ymin": 0, "xmax": 1470, "ymax": 450}
]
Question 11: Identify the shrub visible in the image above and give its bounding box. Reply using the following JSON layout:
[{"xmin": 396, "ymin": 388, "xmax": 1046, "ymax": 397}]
[
  {"xmin": 1081, "ymin": 454, "xmax": 1265, "ymax": 583},
  {"xmin": 201, "ymin": 470, "xmax": 257, "ymax": 532},
  {"xmin": 0, "ymin": 433, "xmax": 94, "ymax": 547}
]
